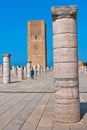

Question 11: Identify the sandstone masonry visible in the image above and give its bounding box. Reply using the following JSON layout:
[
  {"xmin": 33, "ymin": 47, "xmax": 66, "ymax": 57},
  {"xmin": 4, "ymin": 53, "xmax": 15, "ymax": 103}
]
[{"xmin": 28, "ymin": 20, "xmax": 46, "ymax": 67}]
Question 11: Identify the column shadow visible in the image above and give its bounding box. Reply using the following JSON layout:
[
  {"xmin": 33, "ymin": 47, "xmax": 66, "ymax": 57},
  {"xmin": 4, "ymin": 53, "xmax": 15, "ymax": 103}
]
[
  {"xmin": 80, "ymin": 102, "xmax": 87, "ymax": 119},
  {"xmin": 10, "ymin": 81, "xmax": 20, "ymax": 83}
]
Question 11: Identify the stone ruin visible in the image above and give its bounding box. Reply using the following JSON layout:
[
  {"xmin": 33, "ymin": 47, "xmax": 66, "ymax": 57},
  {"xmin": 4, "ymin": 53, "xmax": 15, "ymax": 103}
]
[
  {"xmin": 0, "ymin": 5, "xmax": 82, "ymax": 124},
  {"xmin": 0, "ymin": 54, "xmax": 51, "ymax": 83}
]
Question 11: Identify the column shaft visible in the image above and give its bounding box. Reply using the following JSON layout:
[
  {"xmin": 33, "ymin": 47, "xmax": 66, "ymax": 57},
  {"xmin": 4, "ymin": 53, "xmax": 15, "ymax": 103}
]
[
  {"xmin": 52, "ymin": 6, "xmax": 80, "ymax": 123},
  {"xmin": 27, "ymin": 62, "xmax": 31, "ymax": 78},
  {"xmin": 18, "ymin": 67, "xmax": 23, "ymax": 80},
  {"xmin": 2, "ymin": 54, "xmax": 11, "ymax": 84}
]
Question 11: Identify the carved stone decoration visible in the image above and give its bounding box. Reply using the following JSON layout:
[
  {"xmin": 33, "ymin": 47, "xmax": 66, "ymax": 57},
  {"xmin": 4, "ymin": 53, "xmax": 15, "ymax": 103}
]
[
  {"xmin": 30, "ymin": 31, "xmax": 41, "ymax": 40},
  {"xmin": 30, "ymin": 42, "xmax": 42, "ymax": 55},
  {"xmin": 52, "ymin": 6, "xmax": 77, "ymax": 21},
  {"xmin": 30, "ymin": 22, "xmax": 41, "ymax": 40}
]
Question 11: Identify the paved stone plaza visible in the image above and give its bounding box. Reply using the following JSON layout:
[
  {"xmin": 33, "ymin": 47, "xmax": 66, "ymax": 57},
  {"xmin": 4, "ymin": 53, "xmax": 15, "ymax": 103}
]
[{"xmin": 0, "ymin": 71, "xmax": 87, "ymax": 130}]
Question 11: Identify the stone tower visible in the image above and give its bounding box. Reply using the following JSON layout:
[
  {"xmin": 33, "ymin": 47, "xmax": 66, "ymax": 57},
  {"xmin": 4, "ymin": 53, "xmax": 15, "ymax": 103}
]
[{"xmin": 28, "ymin": 20, "xmax": 46, "ymax": 67}]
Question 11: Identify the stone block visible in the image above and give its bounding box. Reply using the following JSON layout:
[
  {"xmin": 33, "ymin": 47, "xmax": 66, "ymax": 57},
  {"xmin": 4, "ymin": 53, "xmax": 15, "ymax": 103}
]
[
  {"xmin": 70, "ymin": 128, "xmax": 87, "ymax": 130},
  {"xmin": 54, "ymin": 79, "xmax": 79, "ymax": 88},
  {"xmin": 18, "ymin": 67, "xmax": 23, "ymax": 80},
  {"xmin": 54, "ymin": 63, "xmax": 78, "ymax": 78},
  {"xmin": 53, "ymin": 122, "xmax": 69, "ymax": 130},
  {"xmin": 54, "ymin": 48, "xmax": 77, "ymax": 62},
  {"xmin": 55, "ymin": 87, "xmax": 79, "ymax": 99},
  {"xmin": 55, "ymin": 102, "xmax": 80, "ymax": 114},
  {"xmin": 55, "ymin": 113, "xmax": 80, "ymax": 123},
  {"xmin": 55, "ymin": 98, "xmax": 79, "ymax": 104},
  {"xmin": 53, "ymin": 18, "xmax": 76, "ymax": 34},
  {"xmin": 53, "ymin": 34, "xmax": 77, "ymax": 48},
  {"xmin": 37, "ymin": 127, "xmax": 52, "ymax": 130},
  {"xmin": 3, "ymin": 77, "xmax": 10, "ymax": 84}
]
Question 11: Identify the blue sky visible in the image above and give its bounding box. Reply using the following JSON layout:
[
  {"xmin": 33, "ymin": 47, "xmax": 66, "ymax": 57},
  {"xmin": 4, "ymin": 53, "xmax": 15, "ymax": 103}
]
[{"xmin": 0, "ymin": 0, "xmax": 87, "ymax": 67}]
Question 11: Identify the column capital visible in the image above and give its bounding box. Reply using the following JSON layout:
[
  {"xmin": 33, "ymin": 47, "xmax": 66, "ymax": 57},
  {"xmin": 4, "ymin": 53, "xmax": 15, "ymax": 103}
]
[
  {"xmin": 52, "ymin": 6, "xmax": 77, "ymax": 21},
  {"xmin": 2, "ymin": 54, "xmax": 11, "ymax": 57}
]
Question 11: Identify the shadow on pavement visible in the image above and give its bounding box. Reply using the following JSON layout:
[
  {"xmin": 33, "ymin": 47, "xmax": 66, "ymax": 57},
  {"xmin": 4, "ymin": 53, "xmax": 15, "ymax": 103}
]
[
  {"xmin": 10, "ymin": 81, "xmax": 20, "ymax": 83},
  {"xmin": 80, "ymin": 103, "xmax": 87, "ymax": 118}
]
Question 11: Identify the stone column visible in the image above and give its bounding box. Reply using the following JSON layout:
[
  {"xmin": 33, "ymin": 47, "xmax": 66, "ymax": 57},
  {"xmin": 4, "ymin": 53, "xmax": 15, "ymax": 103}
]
[
  {"xmin": 35, "ymin": 65, "xmax": 38, "ymax": 76},
  {"xmin": 39, "ymin": 65, "xmax": 41, "ymax": 75},
  {"xmin": 2, "ymin": 54, "xmax": 11, "ymax": 84},
  {"xmin": 46, "ymin": 67, "xmax": 49, "ymax": 72},
  {"xmin": 18, "ymin": 67, "xmax": 23, "ymax": 80},
  {"xmin": 43, "ymin": 67, "xmax": 46, "ymax": 74},
  {"xmin": 84, "ymin": 66, "xmax": 87, "ymax": 74},
  {"xmin": 37, "ymin": 64, "xmax": 40, "ymax": 75},
  {"xmin": 41, "ymin": 66, "xmax": 43, "ymax": 75},
  {"xmin": 26, "ymin": 62, "xmax": 31, "ymax": 78},
  {"xmin": 33, "ymin": 65, "xmax": 36, "ymax": 76},
  {"xmin": 11, "ymin": 66, "xmax": 17, "ymax": 76},
  {"xmin": 0, "ymin": 64, "xmax": 3, "ymax": 75},
  {"xmin": 82, "ymin": 66, "xmax": 84, "ymax": 73},
  {"xmin": 52, "ymin": 6, "xmax": 80, "ymax": 123},
  {"xmin": 23, "ymin": 66, "xmax": 27, "ymax": 79}
]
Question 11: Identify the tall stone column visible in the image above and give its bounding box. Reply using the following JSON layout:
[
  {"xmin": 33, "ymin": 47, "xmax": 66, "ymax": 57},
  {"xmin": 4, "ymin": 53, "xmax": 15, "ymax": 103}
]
[
  {"xmin": 41, "ymin": 66, "xmax": 43, "ymax": 75},
  {"xmin": 52, "ymin": 6, "xmax": 80, "ymax": 123},
  {"xmin": 11, "ymin": 65, "xmax": 17, "ymax": 76},
  {"xmin": 0, "ymin": 64, "xmax": 3, "ymax": 75},
  {"xmin": 23, "ymin": 66, "xmax": 27, "ymax": 79},
  {"xmin": 33, "ymin": 65, "xmax": 36, "ymax": 76},
  {"xmin": 18, "ymin": 67, "xmax": 23, "ymax": 80},
  {"xmin": 27, "ymin": 61, "xmax": 31, "ymax": 78},
  {"xmin": 2, "ymin": 54, "xmax": 11, "ymax": 84},
  {"xmin": 37, "ymin": 64, "xmax": 40, "ymax": 75}
]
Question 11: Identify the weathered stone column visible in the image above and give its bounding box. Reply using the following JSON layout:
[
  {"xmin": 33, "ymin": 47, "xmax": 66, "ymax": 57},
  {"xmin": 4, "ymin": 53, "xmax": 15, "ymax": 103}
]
[
  {"xmin": 18, "ymin": 67, "xmax": 23, "ymax": 80},
  {"xmin": 52, "ymin": 6, "xmax": 80, "ymax": 123},
  {"xmin": 33, "ymin": 65, "xmax": 36, "ymax": 76},
  {"xmin": 0, "ymin": 64, "xmax": 3, "ymax": 75},
  {"xmin": 43, "ymin": 67, "xmax": 46, "ymax": 74},
  {"xmin": 37, "ymin": 64, "xmax": 40, "ymax": 75},
  {"xmin": 41, "ymin": 66, "xmax": 43, "ymax": 75},
  {"xmin": 27, "ymin": 61, "xmax": 31, "ymax": 78},
  {"xmin": 11, "ymin": 65, "xmax": 17, "ymax": 76},
  {"xmin": 35, "ymin": 65, "xmax": 38, "ymax": 76},
  {"xmin": 23, "ymin": 66, "xmax": 27, "ymax": 79},
  {"xmin": 2, "ymin": 54, "xmax": 11, "ymax": 84}
]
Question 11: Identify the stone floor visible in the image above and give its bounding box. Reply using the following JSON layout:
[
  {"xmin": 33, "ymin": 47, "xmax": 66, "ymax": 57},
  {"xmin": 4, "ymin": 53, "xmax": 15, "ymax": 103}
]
[{"xmin": 0, "ymin": 71, "xmax": 87, "ymax": 130}]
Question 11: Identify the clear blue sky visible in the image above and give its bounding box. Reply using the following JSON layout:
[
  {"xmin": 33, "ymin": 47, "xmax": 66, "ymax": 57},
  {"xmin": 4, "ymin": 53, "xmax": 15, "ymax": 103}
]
[{"xmin": 0, "ymin": 0, "xmax": 87, "ymax": 67}]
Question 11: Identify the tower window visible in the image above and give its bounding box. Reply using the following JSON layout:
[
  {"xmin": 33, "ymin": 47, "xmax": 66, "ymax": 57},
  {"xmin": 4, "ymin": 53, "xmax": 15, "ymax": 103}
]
[{"xmin": 35, "ymin": 35, "xmax": 37, "ymax": 39}]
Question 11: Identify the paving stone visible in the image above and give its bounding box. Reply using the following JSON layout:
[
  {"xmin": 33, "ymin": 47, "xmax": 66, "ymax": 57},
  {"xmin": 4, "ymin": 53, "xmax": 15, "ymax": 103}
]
[
  {"xmin": 36, "ymin": 127, "xmax": 52, "ymax": 130},
  {"xmin": 38, "ymin": 119, "xmax": 53, "ymax": 127},
  {"xmin": 0, "ymin": 71, "xmax": 87, "ymax": 130},
  {"xmin": 21, "ymin": 121, "xmax": 38, "ymax": 130},
  {"xmin": 70, "ymin": 128, "xmax": 87, "ymax": 130},
  {"xmin": 53, "ymin": 122, "xmax": 69, "ymax": 130},
  {"xmin": 4, "ymin": 124, "xmax": 20, "ymax": 130},
  {"xmin": 0, "ymin": 103, "xmax": 27, "ymax": 128}
]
